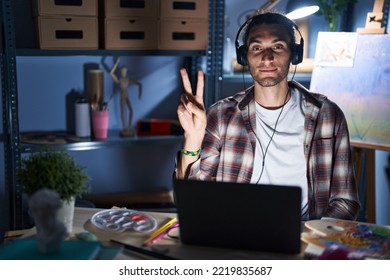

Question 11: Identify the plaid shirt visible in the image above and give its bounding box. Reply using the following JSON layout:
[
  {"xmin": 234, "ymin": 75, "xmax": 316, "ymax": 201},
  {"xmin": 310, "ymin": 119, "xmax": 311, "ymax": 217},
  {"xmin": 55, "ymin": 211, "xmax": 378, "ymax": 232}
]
[{"xmin": 187, "ymin": 81, "xmax": 360, "ymax": 220}]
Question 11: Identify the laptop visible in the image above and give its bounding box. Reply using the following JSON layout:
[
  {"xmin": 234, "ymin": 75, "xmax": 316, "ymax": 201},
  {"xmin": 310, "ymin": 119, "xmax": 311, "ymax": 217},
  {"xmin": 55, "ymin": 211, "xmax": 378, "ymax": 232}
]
[{"xmin": 173, "ymin": 179, "xmax": 302, "ymax": 254}]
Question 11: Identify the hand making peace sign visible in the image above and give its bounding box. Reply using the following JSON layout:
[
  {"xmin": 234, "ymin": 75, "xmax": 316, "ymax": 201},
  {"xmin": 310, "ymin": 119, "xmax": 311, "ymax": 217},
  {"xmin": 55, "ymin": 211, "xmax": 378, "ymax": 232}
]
[{"xmin": 177, "ymin": 68, "xmax": 207, "ymax": 151}]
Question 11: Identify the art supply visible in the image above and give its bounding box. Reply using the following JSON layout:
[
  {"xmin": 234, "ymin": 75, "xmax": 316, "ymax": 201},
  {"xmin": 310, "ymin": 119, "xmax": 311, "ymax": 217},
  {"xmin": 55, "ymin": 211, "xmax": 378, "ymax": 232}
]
[
  {"xmin": 143, "ymin": 217, "xmax": 177, "ymax": 246},
  {"xmin": 91, "ymin": 209, "xmax": 157, "ymax": 233},
  {"xmin": 74, "ymin": 98, "xmax": 91, "ymax": 138},
  {"xmin": 302, "ymin": 218, "xmax": 390, "ymax": 259},
  {"xmin": 91, "ymin": 110, "xmax": 109, "ymax": 140},
  {"xmin": 146, "ymin": 223, "xmax": 179, "ymax": 244}
]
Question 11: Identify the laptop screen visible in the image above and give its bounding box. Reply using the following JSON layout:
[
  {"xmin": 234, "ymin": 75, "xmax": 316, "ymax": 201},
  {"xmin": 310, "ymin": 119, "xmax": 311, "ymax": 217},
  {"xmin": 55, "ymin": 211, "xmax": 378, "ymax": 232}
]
[{"xmin": 173, "ymin": 179, "xmax": 302, "ymax": 254}]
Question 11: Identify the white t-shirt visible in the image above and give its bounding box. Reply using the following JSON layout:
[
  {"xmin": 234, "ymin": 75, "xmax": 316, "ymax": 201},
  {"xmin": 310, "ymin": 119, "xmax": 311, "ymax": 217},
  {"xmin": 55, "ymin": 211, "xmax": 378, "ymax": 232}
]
[{"xmin": 250, "ymin": 88, "xmax": 308, "ymax": 217}]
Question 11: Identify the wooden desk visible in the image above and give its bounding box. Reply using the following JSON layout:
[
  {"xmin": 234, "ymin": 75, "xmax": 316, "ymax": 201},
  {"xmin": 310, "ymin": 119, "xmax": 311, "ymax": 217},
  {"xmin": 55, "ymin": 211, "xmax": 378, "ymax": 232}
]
[
  {"xmin": 16, "ymin": 208, "xmax": 390, "ymax": 260},
  {"xmin": 72, "ymin": 207, "xmax": 307, "ymax": 260}
]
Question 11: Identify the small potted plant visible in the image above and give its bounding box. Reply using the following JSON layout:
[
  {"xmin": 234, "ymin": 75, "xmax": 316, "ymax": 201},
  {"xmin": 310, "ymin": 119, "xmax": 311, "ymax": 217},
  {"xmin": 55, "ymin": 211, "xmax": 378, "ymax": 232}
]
[
  {"xmin": 17, "ymin": 148, "xmax": 90, "ymax": 233},
  {"xmin": 317, "ymin": 0, "xmax": 357, "ymax": 32}
]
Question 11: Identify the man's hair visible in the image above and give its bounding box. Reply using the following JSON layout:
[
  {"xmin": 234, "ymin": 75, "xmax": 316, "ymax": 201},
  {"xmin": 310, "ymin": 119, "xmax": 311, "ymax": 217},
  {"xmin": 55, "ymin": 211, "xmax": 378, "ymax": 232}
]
[{"xmin": 243, "ymin": 12, "xmax": 297, "ymax": 51}]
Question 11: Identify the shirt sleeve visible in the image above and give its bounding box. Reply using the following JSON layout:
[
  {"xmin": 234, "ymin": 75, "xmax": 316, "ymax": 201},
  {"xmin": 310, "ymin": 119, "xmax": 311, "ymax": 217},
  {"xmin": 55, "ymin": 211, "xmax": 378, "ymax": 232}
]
[
  {"xmin": 186, "ymin": 104, "xmax": 222, "ymax": 181},
  {"xmin": 322, "ymin": 102, "xmax": 361, "ymax": 220},
  {"xmin": 172, "ymin": 103, "xmax": 222, "ymax": 181}
]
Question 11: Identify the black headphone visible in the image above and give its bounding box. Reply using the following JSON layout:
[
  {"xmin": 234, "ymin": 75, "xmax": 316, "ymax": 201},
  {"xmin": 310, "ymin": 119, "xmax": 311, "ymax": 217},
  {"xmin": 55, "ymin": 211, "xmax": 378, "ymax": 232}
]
[{"xmin": 235, "ymin": 13, "xmax": 304, "ymax": 66}]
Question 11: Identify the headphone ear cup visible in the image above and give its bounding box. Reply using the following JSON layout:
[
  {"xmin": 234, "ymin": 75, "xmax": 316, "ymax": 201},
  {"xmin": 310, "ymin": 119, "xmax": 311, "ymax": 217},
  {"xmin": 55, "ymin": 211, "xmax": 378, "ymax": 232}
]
[
  {"xmin": 236, "ymin": 45, "xmax": 248, "ymax": 66},
  {"xmin": 291, "ymin": 42, "xmax": 303, "ymax": 65}
]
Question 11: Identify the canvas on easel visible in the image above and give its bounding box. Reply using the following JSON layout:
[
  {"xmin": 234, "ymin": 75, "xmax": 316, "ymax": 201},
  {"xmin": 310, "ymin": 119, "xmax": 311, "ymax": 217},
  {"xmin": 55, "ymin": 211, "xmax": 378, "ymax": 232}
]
[{"xmin": 310, "ymin": 32, "xmax": 390, "ymax": 150}]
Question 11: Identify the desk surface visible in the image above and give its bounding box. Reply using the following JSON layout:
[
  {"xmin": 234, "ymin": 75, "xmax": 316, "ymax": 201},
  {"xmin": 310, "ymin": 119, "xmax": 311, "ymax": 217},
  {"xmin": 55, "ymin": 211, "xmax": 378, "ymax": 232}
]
[
  {"xmin": 19, "ymin": 208, "xmax": 390, "ymax": 259},
  {"xmin": 70, "ymin": 207, "xmax": 306, "ymax": 260}
]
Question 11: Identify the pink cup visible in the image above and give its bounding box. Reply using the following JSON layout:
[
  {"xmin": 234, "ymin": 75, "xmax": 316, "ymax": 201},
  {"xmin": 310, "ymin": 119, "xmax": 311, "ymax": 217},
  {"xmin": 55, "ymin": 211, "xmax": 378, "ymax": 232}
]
[{"xmin": 92, "ymin": 110, "xmax": 109, "ymax": 140}]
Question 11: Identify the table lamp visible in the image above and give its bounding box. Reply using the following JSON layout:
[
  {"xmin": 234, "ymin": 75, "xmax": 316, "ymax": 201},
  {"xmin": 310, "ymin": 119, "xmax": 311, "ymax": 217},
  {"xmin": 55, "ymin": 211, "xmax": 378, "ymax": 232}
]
[
  {"xmin": 285, "ymin": 0, "xmax": 320, "ymax": 73},
  {"xmin": 249, "ymin": 0, "xmax": 319, "ymax": 23},
  {"xmin": 285, "ymin": 0, "xmax": 320, "ymax": 19},
  {"xmin": 255, "ymin": 0, "xmax": 282, "ymax": 14}
]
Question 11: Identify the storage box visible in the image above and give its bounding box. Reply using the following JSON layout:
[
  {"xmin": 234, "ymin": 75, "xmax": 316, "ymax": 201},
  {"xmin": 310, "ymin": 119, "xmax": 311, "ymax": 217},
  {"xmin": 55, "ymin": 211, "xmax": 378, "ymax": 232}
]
[
  {"xmin": 32, "ymin": 0, "xmax": 98, "ymax": 16},
  {"xmin": 159, "ymin": 19, "xmax": 208, "ymax": 50},
  {"xmin": 102, "ymin": 0, "xmax": 159, "ymax": 18},
  {"xmin": 103, "ymin": 18, "xmax": 158, "ymax": 49},
  {"xmin": 160, "ymin": 0, "xmax": 208, "ymax": 19},
  {"xmin": 35, "ymin": 16, "xmax": 99, "ymax": 49},
  {"xmin": 137, "ymin": 119, "xmax": 183, "ymax": 136}
]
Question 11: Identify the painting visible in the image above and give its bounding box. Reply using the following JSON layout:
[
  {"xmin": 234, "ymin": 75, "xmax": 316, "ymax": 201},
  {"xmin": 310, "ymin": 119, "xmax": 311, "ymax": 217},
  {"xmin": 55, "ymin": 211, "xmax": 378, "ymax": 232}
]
[
  {"xmin": 302, "ymin": 219, "xmax": 390, "ymax": 259},
  {"xmin": 310, "ymin": 32, "xmax": 390, "ymax": 150}
]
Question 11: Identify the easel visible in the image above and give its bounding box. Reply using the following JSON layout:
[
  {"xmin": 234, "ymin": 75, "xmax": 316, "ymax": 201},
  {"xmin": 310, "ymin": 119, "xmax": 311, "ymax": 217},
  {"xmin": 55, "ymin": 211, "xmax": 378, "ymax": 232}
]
[
  {"xmin": 353, "ymin": 144, "xmax": 376, "ymax": 223},
  {"xmin": 357, "ymin": 0, "xmax": 386, "ymax": 34},
  {"xmin": 354, "ymin": 0, "xmax": 389, "ymax": 223}
]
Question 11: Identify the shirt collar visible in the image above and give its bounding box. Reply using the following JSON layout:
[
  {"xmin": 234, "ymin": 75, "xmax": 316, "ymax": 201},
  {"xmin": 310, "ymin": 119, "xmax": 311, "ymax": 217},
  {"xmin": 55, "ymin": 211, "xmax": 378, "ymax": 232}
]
[
  {"xmin": 237, "ymin": 81, "xmax": 324, "ymax": 110},
  {"xmin": 238, "ymin": 86, "xmax": 254, "ymax": 110}
]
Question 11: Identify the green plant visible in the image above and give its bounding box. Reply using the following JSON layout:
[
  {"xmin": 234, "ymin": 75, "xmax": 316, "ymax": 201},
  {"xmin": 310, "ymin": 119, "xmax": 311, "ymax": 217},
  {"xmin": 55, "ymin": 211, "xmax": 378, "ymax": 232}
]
[
  {"xmin": 18, "ymin": 149, "xmax": 90, "ymax": 203},
  {"xmin": 317, "ymin": 0, "xmax": 357, "ymax": 31}
]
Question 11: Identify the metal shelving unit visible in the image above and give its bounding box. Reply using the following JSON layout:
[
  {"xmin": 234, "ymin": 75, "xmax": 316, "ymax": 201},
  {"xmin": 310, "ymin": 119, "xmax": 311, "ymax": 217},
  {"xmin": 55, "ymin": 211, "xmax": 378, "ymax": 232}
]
[
  {"xmin": 206, "ymin": 0, "xmax": 225, "ymax": 108},
  {"xmin": 1, "ymin": 0, "xmax": 23, "ymax": 230},
  {"xmin": 0, "ymin": 0, "xmax": 225, "ymax": 230},
  {"xmin": 21, "ymin": 134, "xmax": 184, "ymax": 153},
  {"xmin": 15, "ymin": 49, "xmax": 206, "ymax": 57}
]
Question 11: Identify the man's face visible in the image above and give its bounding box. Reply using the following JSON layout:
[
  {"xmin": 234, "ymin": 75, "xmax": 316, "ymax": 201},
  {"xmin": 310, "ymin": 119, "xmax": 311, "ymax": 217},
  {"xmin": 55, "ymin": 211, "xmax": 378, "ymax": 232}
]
[{"xmin": 246, "ymin": 23, "xmax": 292, "ymax": 87}]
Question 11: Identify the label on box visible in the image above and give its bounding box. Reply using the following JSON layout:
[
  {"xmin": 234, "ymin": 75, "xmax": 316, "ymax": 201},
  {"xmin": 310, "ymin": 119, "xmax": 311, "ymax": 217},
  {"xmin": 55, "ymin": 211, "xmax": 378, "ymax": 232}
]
[
  {"xmin": 103, "ymin": 0, "xmax": 159, "ymax": 18},
  {"xmin": 159, "ymin": 18, "xmax": 208, "ymax": 50},
  {"xmin": 104, "ymin": 18, "xmax": 158, "ymax": 49},
  {"xmin": 160, "ymin": 0, "xmax": 208, "ymax": 19},
  {"xmin": 36, "ymin": 16, "xmax": 98, "ymax": 49},
  {"xmin": 33, "ymin": 0, "xmax": 98, "ymax": 16}
]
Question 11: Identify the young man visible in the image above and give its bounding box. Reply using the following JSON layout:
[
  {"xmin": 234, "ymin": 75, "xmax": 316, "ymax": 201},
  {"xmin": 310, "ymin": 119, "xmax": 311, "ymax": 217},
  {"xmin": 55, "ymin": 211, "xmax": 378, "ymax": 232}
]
[{"xmin": 176, "ymin": 12, "xmax": 360, "ymax": 221}]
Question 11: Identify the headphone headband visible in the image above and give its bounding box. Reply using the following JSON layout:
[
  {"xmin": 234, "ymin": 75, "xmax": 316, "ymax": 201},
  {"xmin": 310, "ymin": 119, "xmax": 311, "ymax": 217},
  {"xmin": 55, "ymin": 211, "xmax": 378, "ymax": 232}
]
[{"xmin": 235, "ymin": 12, "xmax": 304, "ymax": 66}]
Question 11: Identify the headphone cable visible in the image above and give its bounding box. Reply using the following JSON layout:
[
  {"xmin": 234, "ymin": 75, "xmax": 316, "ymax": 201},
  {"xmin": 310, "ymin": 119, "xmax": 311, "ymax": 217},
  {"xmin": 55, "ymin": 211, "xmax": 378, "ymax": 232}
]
[
  {"xmin": 241, "ymin": 65, "xmax": 247, "ymax": 92},
  {"xmin": 251, "ymin": 87, "xmax": 291, "ymax": 184}
]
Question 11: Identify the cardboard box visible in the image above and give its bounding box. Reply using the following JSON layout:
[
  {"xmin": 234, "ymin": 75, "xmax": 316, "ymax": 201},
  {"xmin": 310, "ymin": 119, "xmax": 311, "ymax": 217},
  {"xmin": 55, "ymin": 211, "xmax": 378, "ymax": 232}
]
[
  {"xmin": 102, "ymin": 0, "xmax": 159, "ymax": 18},
  {"xmin": 35, "ymin": 16, "xmax": 99, "ymax": 49},
  {"xmin": 103, "ymin": 18, "xmax": 158, "ymax": 49},
  {"xmin": 160, "ymin": 0, "xmax": 208, "ymax": 19},
  {"xmin": 32, "ymin": 0, "xmax": 98, "ymax": 16},
  {"xmin": 159, "ymin": 19, "xmax": 208, "ymax": 50}
]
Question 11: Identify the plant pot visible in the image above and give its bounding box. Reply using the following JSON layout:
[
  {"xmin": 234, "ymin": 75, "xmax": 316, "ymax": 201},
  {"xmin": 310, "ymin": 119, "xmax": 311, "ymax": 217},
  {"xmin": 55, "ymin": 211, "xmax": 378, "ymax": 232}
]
[{"xmin": 56, "ymin": 197, "xmax": 75, "ymax": 234}]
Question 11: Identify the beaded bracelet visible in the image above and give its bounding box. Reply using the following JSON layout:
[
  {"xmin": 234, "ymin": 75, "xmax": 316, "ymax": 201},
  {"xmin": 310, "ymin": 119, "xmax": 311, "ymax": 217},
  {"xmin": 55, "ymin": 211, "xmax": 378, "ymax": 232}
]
[{"xmin": 181, "ymin": 148, "xmax": 202, "ymax": 156}]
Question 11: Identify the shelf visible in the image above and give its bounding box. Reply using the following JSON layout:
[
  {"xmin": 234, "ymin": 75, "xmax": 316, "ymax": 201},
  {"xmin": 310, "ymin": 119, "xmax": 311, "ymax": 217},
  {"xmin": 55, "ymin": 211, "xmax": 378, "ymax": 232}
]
[
  {"xmin": 15, "ymin": 49, "xmax": 206, "ymax": 57},
  {"xmin": 222, "ymin": 72, "xmax": 312, "ymax": 83},
  {"xmin": 1, "ymin": 0, "xmax": 224, "ymax": 230},
  {"xmin": 20, "ymin": 131, "xmax": 183, "ymax": 153}
]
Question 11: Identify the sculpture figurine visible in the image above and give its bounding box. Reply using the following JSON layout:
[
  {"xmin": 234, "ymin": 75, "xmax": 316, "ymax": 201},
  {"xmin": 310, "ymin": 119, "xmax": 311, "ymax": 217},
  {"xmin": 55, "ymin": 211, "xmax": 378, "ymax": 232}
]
[
  {"xmin": 28, "ymin": 188, "xmax": 67, "ymax": 254},
  {"xmin": 109, "ymin": 58, "xmax": 142, "ymax": 137}
]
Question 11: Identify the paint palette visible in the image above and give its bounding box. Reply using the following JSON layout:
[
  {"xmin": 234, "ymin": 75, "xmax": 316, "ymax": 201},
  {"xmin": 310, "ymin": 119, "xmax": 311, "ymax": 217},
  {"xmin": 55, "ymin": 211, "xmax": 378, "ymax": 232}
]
[
  {"xmin": 91, "ymin": 209, "xmax": 157, "ymax": 233},
  {"xmin": 302, "ymin": 218, "xmax": 390, "ymax": 259}
]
